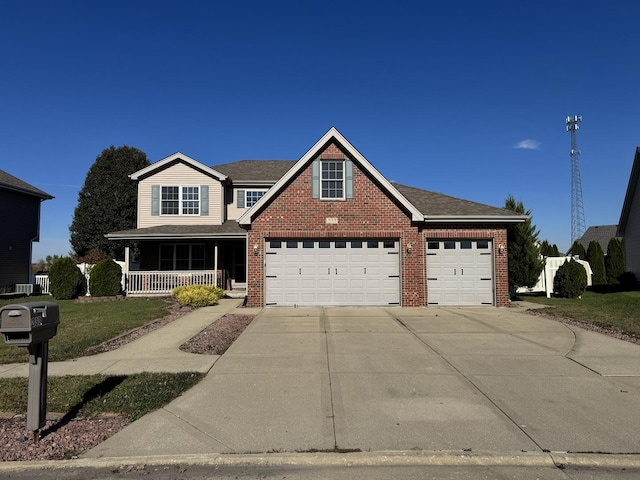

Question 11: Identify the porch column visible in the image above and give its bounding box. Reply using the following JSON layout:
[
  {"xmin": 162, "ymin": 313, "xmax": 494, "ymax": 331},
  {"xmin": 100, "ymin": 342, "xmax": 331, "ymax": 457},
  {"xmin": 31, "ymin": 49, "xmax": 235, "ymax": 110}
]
[
  {"xmin": 124, "ymin": 246, "xmax": 130, "ymax": 275},
  {"xmin": 214, "ymin": 241, "xmax": 219, "ymax": 288}
]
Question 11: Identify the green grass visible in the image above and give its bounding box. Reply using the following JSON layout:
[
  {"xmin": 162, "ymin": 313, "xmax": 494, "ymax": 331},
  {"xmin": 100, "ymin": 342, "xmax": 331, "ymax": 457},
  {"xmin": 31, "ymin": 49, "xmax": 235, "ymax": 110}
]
[
  {"xmin": 0, "ymin": 296, "xmax": 170, "ymax": 364},
  {"xmin": 521, "ymin": 290, "xmax": 640, "ymax": 336},
  {"xmin": 0, "ymin": 372, "xmax": 204, "ymax": 420}
]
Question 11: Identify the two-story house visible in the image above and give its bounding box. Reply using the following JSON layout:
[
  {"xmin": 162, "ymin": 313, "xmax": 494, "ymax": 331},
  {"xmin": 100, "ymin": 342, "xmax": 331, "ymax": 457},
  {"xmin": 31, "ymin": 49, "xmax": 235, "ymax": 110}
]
[
  {"xmin": 0, "ymin": 169, "xmax": 53, "ymax": 292},
  {"xmin": 108, "ymin": 128, "xmax": 525, "ymax": 307}
]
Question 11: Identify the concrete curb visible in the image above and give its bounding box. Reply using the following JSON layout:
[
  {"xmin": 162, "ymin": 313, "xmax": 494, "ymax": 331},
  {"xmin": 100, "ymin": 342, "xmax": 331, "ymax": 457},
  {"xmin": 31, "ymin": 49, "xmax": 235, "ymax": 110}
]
[{"xmin": 2, "ymin": 450, "xmax": 640, "ymax": 472}]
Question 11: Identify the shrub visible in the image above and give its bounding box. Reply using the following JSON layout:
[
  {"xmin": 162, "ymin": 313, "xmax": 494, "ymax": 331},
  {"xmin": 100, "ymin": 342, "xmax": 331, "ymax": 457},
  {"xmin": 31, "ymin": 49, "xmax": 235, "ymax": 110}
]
[
  {"xmin": 171, "ymin": 285, "xmax": 225, "ymax": 308},
  {"xmin": 554, "ymin": 259, "xmax": 587, "ymax": 298},
  {"xmin": 49, "ymin": 257, "xmax": 86, "ymax": 300},
  {"xmin": 586, "ymin": 240, "xmax": 606, "ymax": 286},
  {"xmin": 89, "ymin": 259, "xmax": 122, "ymax": 296},
  {"xmin": 605, "ymin": 238, "xmax": 625, "ymax": 285}
]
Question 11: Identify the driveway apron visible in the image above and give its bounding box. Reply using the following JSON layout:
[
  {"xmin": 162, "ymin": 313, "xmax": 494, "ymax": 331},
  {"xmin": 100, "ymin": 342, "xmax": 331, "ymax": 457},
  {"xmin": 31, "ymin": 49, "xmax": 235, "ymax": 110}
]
[{"xmin": 85, "ymin": 306, "xmax": 640, "ymax": 458}]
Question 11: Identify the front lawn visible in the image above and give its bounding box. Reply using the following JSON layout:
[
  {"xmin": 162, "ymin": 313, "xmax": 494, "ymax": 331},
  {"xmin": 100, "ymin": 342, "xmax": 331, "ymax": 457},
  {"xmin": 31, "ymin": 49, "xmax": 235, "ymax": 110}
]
[
  {"xmin": 0, "ymin": 296, "xmax": 170, "ymax": 364},
  {"xmin": 522, "ymin": 290, "xmax": 640, "ymax": 336}
]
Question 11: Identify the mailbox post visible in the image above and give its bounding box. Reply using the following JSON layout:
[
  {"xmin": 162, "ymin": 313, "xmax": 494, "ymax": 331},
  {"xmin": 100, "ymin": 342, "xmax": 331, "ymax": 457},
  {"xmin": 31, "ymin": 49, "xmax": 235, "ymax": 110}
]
[{"xmin": 0, "ymin": 302, "xmax": 59, "ymax": 435}]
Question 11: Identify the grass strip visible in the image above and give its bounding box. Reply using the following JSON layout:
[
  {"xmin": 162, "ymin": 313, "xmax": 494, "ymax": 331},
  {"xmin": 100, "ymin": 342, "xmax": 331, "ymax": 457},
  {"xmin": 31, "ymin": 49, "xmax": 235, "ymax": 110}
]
[
  {"xmin": 521, "ymin": 290, "xmax": 640, "ymax": 336},
  {"xmin": 0, "ymin": 372, "xmax": 204, "ymax": 421}
]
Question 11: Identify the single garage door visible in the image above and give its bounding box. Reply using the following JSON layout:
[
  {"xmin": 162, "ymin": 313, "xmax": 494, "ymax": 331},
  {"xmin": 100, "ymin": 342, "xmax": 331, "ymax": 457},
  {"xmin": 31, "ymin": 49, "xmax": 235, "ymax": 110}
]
[
  {"xmin": 426, "ymin": 239, "xmax": 494, "ymax": 306},
  {"xmin": 265, "ymin": 239, "xmax": 400, "ymax": 306}
]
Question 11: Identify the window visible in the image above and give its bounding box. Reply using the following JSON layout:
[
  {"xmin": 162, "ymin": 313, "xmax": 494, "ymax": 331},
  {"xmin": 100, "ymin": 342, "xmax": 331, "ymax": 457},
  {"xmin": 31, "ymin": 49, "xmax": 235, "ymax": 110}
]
[
  {"xmin": 161, "ymin": 186, "xmax": 199, "ymax": 215},
  {"xmin": 427, "ymin": 242, "xmax": 439, "ymax": 250},
  {"xmin": 159, "ymin": 244, "xmax": 205, "ymax": 270},
  {"xmin": 321, "ymin": 161, "xmax": 344, "ymax": 199},
  {"xmin": 245, "ymin": 190, "xmax": 265, "ymax": 207},
  {"xmin": 460, "ymin": 241, "xmax": 472, "ymax": 249}
]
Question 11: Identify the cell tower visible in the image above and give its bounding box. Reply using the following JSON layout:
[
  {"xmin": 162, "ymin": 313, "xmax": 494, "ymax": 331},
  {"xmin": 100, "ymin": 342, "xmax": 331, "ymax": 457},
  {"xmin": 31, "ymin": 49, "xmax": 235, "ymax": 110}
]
[{"xmin": 566, "ymin": 115, "xmax": 586, "ymax": 244}]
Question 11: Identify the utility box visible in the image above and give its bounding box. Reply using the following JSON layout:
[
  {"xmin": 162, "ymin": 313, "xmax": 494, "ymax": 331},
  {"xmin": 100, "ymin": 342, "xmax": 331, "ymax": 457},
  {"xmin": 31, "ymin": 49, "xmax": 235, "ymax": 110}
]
[{"xmin": 0, "ymin": 301, "xmax": 59, "ymax": 347}]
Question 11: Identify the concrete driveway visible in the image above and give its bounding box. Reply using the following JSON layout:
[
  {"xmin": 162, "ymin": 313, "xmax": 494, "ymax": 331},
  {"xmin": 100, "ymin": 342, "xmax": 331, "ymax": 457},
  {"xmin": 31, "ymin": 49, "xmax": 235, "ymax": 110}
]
[{"xmin": 86, "ymin": 305, "xmax": 640, "ymax": 458}]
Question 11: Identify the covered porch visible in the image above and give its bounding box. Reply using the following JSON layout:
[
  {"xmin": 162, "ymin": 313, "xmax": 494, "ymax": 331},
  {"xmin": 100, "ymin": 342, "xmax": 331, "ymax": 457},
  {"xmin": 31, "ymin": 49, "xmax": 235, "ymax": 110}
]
[{"xmin": 107, "ymin": 223, "xmax": 247, "ymax": 297}]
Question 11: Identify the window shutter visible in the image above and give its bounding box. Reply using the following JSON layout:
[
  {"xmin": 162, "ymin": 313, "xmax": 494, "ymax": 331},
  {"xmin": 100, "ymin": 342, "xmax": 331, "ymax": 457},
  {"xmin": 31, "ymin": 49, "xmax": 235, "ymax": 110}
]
[
  {"xmin": 345, "ymin": 159, "xmax": 353, "ymax": 199},
  {"xmin": 237, "ymin": 190, "xmax": 245, "ymax": 208},
  {"xmin": 151, "ymin": 185, "xmax": 160, "ymax": 216},
  {"xmin": 312, "ymin": 159, "xmax": 320, "ymax": 198},
  {"xmin": 200, "ymin": 185, "xmax": 209, "ymax": 216}
]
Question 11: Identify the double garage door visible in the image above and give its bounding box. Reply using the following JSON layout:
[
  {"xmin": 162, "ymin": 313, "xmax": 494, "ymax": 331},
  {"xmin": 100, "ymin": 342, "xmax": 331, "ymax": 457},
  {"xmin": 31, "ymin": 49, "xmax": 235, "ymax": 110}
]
[
  {"xmin": 426, "ymin": 239, "xmax": 494, "ymax": 306},
  {"xmin": 265, "ymin": 239, "xmax": 400, "ymax": 306}
]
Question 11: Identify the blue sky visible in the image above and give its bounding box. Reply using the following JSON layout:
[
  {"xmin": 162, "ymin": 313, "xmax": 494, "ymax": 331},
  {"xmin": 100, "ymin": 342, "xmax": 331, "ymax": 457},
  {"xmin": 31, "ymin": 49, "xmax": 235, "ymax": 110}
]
[{"xmin": 2, "ymin": 1, "xmax": 638, "ymax": 260}]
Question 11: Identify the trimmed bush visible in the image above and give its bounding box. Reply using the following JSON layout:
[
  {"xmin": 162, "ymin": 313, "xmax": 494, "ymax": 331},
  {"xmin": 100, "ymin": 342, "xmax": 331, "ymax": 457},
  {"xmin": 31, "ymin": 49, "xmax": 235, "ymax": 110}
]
[
  {"xmin": 605, "ymin": 238, "xmax": 625, "ymax": 285},
  {"xmin": 89, "ymin": 259, "xmax": 122, "ymax": 296},
  {"xmin": 49, "ymin": 257, "xmax": 86, "ymax": 300},
  {"xmin": 171, "ymin": 285, "xmax": 225, "ymax": 308},
  {"xmin": 586, "ymin": 240, "xmax": 606, "ymax": 286},
  {"xmin": 554, "ymin": 259, "xmax": 587, "ymax": 298}
]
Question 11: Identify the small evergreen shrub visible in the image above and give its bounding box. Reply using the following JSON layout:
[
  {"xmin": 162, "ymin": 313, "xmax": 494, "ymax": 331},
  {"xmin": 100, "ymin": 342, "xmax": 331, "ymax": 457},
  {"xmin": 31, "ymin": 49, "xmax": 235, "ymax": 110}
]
[
  {"xmin": 171, "ymin": 285, "xmax": 225, "ymax": 308},
  {"xmin": 605, "ymin": 238, "xmax": 625, "ymax": 285},
  {"xmin": 587, "ymin": 240, "xmax": 606, "ymax": 286},
  {"xmin": 554, "ymin": 259, "xmax": 587, "ymax": 298},
  {"xmin": 89, "ymin": 259, "xmax": 122, "ymax": 296},
  {"xmin": 49, "ymin": 257, "xmax": 86, "ymax": 300}
]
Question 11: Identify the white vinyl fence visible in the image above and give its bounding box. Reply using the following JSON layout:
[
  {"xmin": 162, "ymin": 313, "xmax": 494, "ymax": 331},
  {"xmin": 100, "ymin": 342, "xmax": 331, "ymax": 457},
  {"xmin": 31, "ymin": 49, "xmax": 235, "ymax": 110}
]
[{"xmin": 517, "ymin": 256, "xmax": 593, "ymax": 298}]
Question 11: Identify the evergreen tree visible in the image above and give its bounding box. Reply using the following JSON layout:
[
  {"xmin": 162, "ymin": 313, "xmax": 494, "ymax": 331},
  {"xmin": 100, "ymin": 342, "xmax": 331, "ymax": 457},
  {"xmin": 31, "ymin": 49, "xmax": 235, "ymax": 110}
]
[
  {"xmin": 69, "ymin": 146, "xmax": 149, "ymax": 259},
  {"xmin": 605, "ymin": 238, "xmax": 625, "ymax": 285},
  {"xmin": 569, "ymin": 240, "xmax": 586, "ymax": 259},
  {"xmin": 504, "ymin": 195, "xmax": 544, "ymax": 296},
  {"xmin": 586, "ymin": 240, "xmax": 606, "ymax": 286},
  {"xmin": 539, "ymin": 240, "xmax": 560, "ymax": 257}
]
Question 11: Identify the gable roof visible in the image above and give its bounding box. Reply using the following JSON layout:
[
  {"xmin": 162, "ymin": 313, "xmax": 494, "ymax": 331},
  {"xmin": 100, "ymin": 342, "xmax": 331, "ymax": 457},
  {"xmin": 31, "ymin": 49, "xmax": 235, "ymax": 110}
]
[
  {"xmin": 238, "ymin": 127, "xmax": 425, "ymax": 226},
  {"xmin": 212, "ymin": 160, "xmax": 297, "ymax": 185},
  {"xmin": 576, "ymin": 224, "xmax": 620, "ymax": 252},
  {"xmin": 130, "ymin": 152, "xmax": 228, "ymax": 182},
  {"xmin": 0, "ymin": 169, "xmax": 53, "ymax": 200},
  {"xmin": 392, "ymin": 183, "xmax": 525, "ymax": 222},
  {"xmin": 618, "ymin": 147, "xmax": 640, "ymax": 236}
]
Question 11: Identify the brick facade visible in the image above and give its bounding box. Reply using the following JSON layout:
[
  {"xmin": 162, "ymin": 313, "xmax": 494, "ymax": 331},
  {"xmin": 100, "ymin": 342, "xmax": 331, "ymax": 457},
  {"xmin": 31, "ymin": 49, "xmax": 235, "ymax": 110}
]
[{"xmin": 245, "ymin": 142, "xmax": 511, "ymax": 308}]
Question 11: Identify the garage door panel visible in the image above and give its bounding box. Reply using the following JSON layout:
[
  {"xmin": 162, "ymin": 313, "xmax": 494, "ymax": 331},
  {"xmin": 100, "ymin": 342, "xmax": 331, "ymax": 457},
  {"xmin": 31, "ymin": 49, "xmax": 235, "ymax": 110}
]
[
  {"xmin": 426, "ymin": 240, "xmax": 494, "ymax": 306},
  {"xmin": 265, "ymin": 239, "xmax": 400, "ymax": 306}
]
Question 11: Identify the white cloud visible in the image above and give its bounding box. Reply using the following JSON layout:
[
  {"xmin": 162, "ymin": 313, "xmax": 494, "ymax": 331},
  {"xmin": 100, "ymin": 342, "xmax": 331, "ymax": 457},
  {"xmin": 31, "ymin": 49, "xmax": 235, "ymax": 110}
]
[{"xmin": 514, "ymin": 139, "xmax": 540, "ymax": 150}]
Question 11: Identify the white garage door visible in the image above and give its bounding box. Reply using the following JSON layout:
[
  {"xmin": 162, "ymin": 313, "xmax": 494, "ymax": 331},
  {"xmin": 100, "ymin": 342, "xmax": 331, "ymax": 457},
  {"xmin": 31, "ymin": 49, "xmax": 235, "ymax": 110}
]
[
  {"xmin": 426, "ymin": 239, "xmax": 494, "ymax": 306},
  {"xmin": 265, "ymin": 239, "xmax": 400, "ymax": 306}
]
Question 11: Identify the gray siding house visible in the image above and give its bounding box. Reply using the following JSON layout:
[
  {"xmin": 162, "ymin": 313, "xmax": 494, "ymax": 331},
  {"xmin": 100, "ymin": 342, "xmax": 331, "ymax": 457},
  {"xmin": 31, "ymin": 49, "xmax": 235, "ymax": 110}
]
[
  {"xmin": 618, "ymin": 147, "xmax": 640, "ymax": 282},
  {"xmin": 0, "ymin": 169, "xmax": 53, "ymax": 291}
]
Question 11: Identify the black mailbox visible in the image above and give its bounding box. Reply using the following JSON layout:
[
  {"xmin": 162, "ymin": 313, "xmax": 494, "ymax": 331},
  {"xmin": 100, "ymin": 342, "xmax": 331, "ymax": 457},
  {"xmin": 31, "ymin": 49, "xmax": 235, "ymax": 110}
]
[{"xmin": 0, "ymin": 301, "xmax": 59, "ymax": 347}]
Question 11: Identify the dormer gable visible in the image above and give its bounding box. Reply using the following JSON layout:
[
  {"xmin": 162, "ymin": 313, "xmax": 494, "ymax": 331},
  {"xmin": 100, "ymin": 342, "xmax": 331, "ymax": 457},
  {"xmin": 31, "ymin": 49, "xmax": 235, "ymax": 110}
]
[{"xmin": 130, "ymin": 152, "xmax": 228, "ymax": 182}]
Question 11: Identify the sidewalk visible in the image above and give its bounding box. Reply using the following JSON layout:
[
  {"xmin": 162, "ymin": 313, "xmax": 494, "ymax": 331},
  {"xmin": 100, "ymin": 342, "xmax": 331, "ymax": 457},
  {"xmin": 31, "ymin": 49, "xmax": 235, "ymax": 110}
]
[{"xmin": 0, "ymin": 298, "xmax": 248, "ymax": 377}]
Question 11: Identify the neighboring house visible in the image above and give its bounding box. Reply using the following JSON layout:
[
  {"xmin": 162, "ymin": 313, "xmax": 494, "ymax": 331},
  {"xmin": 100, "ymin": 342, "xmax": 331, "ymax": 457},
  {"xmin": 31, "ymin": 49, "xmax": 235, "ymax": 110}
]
[
  {"xmin": 618, "ymin": 147, "xmax": 640, "ymax": 282},
  {"xmin": 573, "ymin": 225, "xmax": 620, "ymax": 254},
  {"xmin": 0, "ymin": 169, "xmax": 53, "ymax": 292},
  {"xmin": 108, "ymin": 128, "xmax": 526, "ymax": 307}
]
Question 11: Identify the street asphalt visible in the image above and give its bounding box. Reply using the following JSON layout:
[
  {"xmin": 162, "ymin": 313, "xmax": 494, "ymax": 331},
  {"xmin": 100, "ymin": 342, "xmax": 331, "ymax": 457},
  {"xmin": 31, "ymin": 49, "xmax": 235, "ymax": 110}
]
[{"xmin": 2, "ymin": 299, "xmax": 640, "ymax": 474}]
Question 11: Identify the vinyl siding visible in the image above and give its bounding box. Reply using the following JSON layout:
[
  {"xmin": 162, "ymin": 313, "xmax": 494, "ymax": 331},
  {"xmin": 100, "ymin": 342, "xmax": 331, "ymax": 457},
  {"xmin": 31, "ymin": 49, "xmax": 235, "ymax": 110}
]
[
  {"xmin": 0, "ymin": 189, "xmax": 40, "ymax": 287},
  {"xmin": 227, "ymin": 187, "xmax": 269, "ymax": 220},
  {"xmin": 137, "ymin": 163, "xmax": 224, "ymax": 228},
  {"xmin": 624, "ymin": 177, "xmax": 640, "ymax": 281}
]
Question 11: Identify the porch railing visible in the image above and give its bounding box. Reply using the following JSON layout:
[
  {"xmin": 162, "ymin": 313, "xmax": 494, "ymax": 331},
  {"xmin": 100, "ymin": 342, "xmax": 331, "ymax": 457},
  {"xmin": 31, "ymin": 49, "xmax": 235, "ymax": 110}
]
[
  {"xmin": 126, "ymin": 270, "xmax": 225, "ymax": 295},
  {"xmin": 35, "ymin": 275, "xmax": 51, "ymax": 295}
]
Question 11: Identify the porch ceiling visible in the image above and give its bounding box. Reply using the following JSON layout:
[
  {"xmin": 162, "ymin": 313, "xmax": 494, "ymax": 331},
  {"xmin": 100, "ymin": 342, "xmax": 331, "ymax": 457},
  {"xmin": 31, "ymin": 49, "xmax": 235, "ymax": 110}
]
[{"xmin": 106, "ymin": 221, "xmax": 247, "ymax": 240}]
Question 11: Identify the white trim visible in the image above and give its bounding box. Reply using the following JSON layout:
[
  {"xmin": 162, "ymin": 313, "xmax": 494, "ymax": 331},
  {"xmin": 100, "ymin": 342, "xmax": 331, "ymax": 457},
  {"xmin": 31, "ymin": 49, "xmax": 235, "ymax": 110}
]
[
  {"xmin": 130, "ymin": 152, "xmax": 228, "ymax": 181},
  {"xmin": 238, "ymin": 127, "xmax": 425, "ymax": 225},
  {"xmin": 424, "ymin": 215, "xmax": 527, "ymax": 223}
]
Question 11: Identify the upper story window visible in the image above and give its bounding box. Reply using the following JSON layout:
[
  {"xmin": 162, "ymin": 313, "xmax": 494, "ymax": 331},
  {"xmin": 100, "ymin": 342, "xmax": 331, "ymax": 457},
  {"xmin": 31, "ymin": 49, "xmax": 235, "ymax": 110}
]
[
  {"xmin": 321, "ymin": 161, "xmax": 344, "ymax": 199},
  {"xmin": 312, "ymin": 158, "xmax": 352, "ymax": 200},
  {"xmin": 237, "ymin": 189, "xmax": 266, "ymax": 208},
  {"xmin": 161, "ymin": 186, "xmax": 199, "ymax": 215}
]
